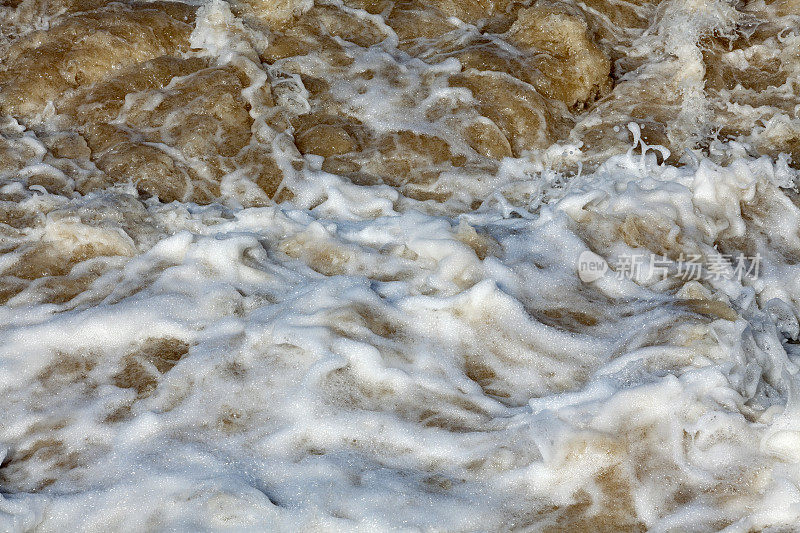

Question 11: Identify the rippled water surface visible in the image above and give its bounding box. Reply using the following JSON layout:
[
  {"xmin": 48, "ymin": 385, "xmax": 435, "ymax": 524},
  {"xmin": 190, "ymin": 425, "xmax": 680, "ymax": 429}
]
[{"xmin": 1, "ymin": 0, "xmax": 800, "ymax": 529}]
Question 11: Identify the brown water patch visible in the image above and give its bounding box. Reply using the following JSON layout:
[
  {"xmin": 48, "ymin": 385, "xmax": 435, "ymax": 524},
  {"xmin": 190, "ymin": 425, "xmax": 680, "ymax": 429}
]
[
  {"xmin": 535, "ymin": 308, "xmax": 600, "ymax": 333},
  {"xmin": 217, "ymin": 406, "xmax": 246, "ymax": 433},
  {"xmin": 464, "ymin": 354, "xmax": 511, "ymax": 400},
  {"xmin": 678, "ymin": 298, "xmax": 738, "ymax": 322},
  {"xmin": 262, "ymin": 4, "xmax": 386, "ymax": 61},
  {"xmin": 450, "ymin": 71, "xmax": 565, "ymax": 156},
  {"xmin": 542, "ymin": 470, "xmax": 646, "ymax": 532},
  {"xmin": 0, "ymin": 0, "xmax": 636, "ymax": 205},
  {"xmin": 506, "ymin": 5, "xmax": 611, "ymax": 109},
  {"xmin": 0, "ymin": 415, "xmax": 83, "ymax": 492},
  {"xmin": 237, "ymin": 0, "xmax": 313, "ymax": 27},
  {"xmin": 321, "ymin": 365, "xmax": 491, "ymax": 432},
  {"xmin": 0, "ymin": 1, "xmax": 295, "ymax": 204},
  {"xmin": 280, "ymin": 235, "xmax": 352, "ymax": 276},
  {"xmin": 0, "ymin": 438, "xmax": 80, "ymax": 491},
  {"xmin": 0, "ymin": 2, "xmax": 196, "ymax": 117},
  {"xmin": 0, "ymin": 0, "xmax": 795, "ymax": 209},
  {"xmin": 113, "ymin": 338, "xmax": 190, "ymax": 398},
  {"xmin": 257, "ymin": 0, "xmax": 615, "ymax": 195},
  {"xmin": 37, "ymin": 352, "xmax": 96, "ymax": 388},
  {"xmin": 8, "ymin": 240, "xmax": 129, "ymax": 281},
  {"xmin": 454, "ymin": 222, "xmax": 500, "ymax": 260}
]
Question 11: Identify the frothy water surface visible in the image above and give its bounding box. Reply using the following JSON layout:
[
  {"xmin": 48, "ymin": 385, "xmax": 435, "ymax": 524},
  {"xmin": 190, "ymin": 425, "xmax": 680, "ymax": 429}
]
[{"xmin": 1, "ymin": 0, "xmax": 800, "ymax": 529}]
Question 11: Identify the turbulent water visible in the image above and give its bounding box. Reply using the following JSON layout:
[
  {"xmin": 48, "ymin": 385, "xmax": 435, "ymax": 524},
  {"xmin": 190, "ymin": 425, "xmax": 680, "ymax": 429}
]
[{"xmin": 0, "ymin": 0, "xmax": 800, "ymax": 529}]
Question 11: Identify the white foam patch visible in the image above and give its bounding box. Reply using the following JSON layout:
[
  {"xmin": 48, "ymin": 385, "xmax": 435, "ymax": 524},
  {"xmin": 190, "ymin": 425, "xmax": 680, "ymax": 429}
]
[{"xmin": 1, "ymin": 0, "xmax": 800, "ymax": 528}]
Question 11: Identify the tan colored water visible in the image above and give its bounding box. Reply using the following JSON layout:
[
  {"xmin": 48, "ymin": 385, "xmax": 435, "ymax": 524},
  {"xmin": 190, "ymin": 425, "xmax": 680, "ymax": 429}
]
[{"xmin": 1, "ymin": 0, "xmax": 800, "ymax": 529}]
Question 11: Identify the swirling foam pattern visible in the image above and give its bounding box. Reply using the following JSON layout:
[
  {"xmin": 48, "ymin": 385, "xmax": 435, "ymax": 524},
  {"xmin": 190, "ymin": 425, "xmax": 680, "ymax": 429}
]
[{"xmin": 1, "ymin": 0, "xmax": 800, "ymax": 529}]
